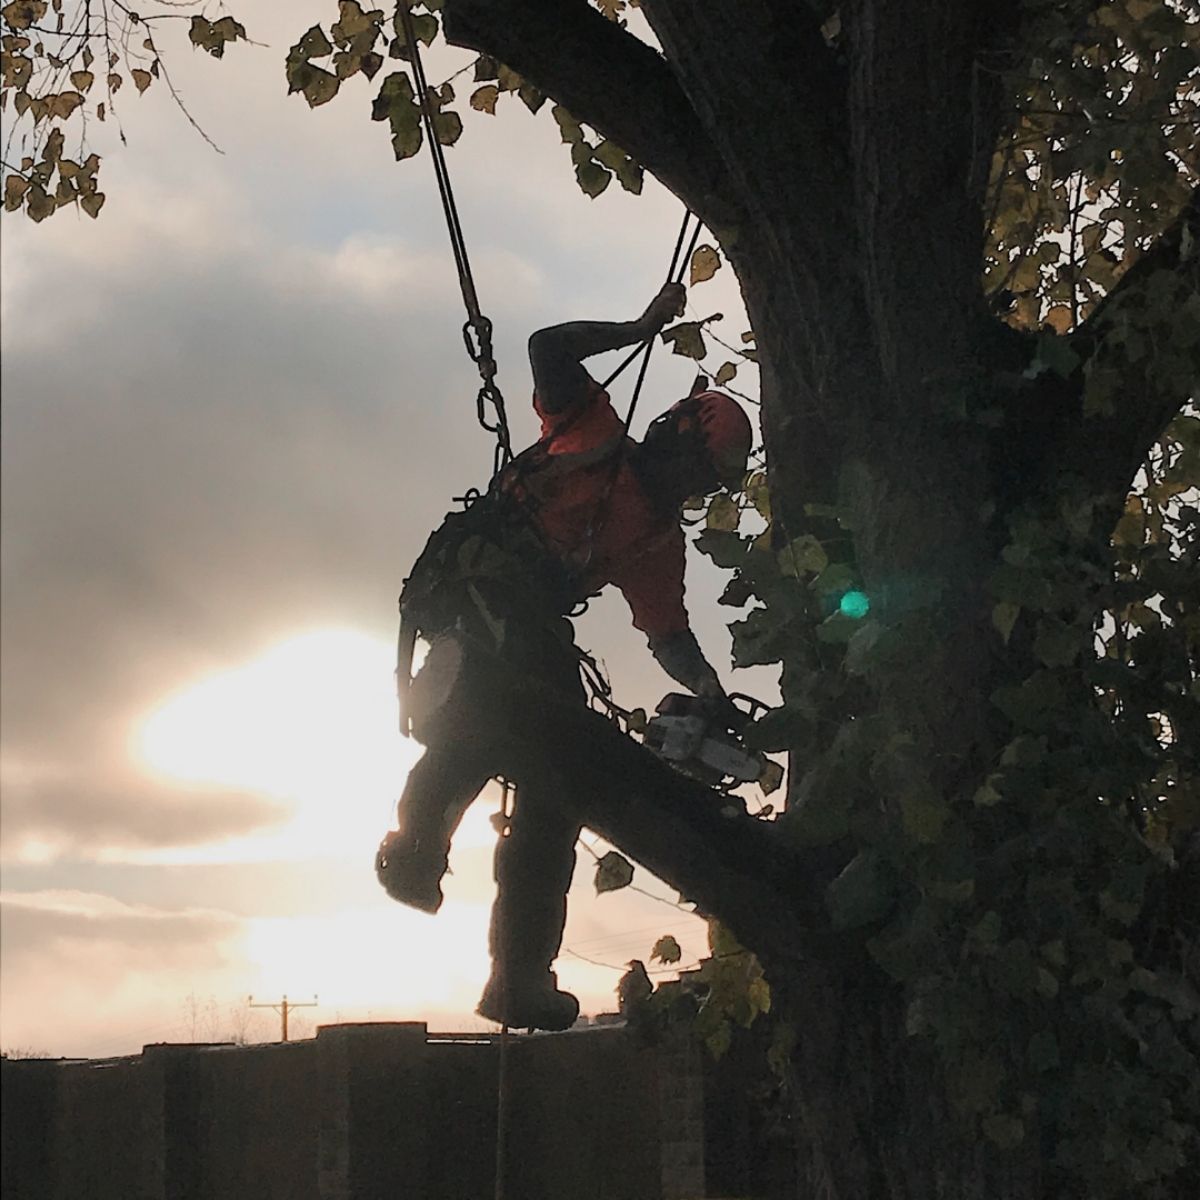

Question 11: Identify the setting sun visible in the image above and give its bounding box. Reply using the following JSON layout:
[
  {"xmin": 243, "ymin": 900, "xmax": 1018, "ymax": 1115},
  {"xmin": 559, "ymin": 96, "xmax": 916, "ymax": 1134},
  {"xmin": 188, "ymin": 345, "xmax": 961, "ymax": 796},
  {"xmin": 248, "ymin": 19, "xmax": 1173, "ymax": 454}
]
[{"xmin": 134, "ymin": 629, "xmax": 420, "ymax": 863}]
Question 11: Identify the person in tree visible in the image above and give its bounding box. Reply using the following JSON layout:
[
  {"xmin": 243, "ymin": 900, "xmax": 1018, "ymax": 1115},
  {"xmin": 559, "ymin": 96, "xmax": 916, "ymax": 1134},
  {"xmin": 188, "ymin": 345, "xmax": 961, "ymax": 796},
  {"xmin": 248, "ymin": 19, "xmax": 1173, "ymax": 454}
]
[{"xmin": 376, "ymin": 282, "xmax": 753, "ymax": 1031}]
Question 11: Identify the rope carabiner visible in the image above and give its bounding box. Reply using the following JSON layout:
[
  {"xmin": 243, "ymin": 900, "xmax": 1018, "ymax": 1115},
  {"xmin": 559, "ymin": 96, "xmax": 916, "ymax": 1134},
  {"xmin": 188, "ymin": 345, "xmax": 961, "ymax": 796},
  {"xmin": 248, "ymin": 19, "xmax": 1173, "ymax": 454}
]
[{"xmin": 398, "ymin": 1, "xmax": 513, "ymax": 472}]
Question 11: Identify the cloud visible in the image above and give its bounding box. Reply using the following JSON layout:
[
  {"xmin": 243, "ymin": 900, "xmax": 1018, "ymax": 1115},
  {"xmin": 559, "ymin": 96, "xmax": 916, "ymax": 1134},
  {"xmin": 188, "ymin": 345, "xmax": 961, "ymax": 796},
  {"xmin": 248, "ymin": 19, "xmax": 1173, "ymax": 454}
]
[{"xmin": 0, "ymin": 762, "xmax": 287, "ymax": 863}]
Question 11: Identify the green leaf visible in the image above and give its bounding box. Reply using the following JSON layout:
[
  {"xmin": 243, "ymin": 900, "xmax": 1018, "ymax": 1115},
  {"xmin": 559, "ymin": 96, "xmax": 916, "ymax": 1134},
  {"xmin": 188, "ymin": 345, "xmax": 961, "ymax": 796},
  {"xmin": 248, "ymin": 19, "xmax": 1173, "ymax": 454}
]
[
  {"xmin": 778, "ymin": 534, "xmax": 828, "ymax": 577},
  {"xmin": 650, "ymin": 934, "xmax": 682, "ymax": 965},
  {"xmin": 693, "ymin": 528, "xmax": 749, "ymax": 569},
  {"xmin": 843, "ymin": 620, "xmax": 886, "ymax": 675},
  {"xmin": 706, "ymin": 493, "xmax": 739, "ymax": 531},
  {"xmin": 433, "ymin": 109, "xmax": 462, "ymax": 146},
  {"xmin": 992, "ymin": 601, "xmax": 1020, "ymax": 644},
  {"xmin": 292, "ymin": 25, "xmax": 333, "ymax": 61},
  {"xmin": 331, "ymin": 1, "xmax": 380, "ymax": 44},
  {"xmin": 758, "ymin": 759, "xmax": 784, "ymax": 795},
  {"xmin": 551, "ymin": 104, "xmax": 584, "ymax": 144},
  {"xmin": 594, "ymin": 850, "xmax": 634, "ymax": 894},
  {"xmin": 1024, "ymin": 332, "xmax": 1081, "ymax": 381},
  {"xmin": 574, "ymin": 159, "xmax": 611, "ymax": 198},
  {"xmin": 900, "ymin": 792, "xmax": 948, "ymax": 844},
  {"xmin": 826, "ymin": 850, "xmax": 893, "ymax": 930}
]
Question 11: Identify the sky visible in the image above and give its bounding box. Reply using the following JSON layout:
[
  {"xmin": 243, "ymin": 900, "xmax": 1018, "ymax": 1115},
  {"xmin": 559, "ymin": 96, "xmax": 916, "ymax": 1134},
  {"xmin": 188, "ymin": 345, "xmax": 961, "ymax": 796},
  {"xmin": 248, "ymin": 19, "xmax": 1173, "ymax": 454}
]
[{"xmin": 0, "ymin": 1, "xmax": 773, "ymax": 1057}]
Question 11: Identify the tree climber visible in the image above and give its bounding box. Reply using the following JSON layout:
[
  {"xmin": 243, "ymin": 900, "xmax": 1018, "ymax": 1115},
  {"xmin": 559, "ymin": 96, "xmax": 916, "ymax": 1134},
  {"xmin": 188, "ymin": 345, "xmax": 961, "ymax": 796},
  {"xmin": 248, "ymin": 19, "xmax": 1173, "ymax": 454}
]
[{"xmin": 376, "ymin": 281, "xmax": 753, "ymax": 1031}]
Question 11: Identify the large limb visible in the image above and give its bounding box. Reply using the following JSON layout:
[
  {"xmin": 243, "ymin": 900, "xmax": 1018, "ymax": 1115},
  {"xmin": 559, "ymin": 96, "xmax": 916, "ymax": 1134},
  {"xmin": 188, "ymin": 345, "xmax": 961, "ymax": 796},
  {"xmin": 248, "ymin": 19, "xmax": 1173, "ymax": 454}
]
[
  {"xmin": 517, "ymin": 696, "xmax": 829, "ymax": 966},
  {"xmin": 1056, "ymin": 189, "xmax": 1200, "ymax": 504},
  {"xmin": 441, "ymin": 0, "xmax": 736, "ymax": 225}
]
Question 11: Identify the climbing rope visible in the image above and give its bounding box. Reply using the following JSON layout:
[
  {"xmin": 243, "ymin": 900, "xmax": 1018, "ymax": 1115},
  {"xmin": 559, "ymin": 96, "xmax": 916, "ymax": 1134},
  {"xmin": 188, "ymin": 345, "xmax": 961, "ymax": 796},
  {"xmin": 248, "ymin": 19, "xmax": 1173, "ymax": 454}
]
[
  {"xmin": 397, "ymin": 1, "xmax": 513, "ymax": 476},
  {"xmin": 569, "ymin": 209, "xmax": 702, "ymax": 586}
]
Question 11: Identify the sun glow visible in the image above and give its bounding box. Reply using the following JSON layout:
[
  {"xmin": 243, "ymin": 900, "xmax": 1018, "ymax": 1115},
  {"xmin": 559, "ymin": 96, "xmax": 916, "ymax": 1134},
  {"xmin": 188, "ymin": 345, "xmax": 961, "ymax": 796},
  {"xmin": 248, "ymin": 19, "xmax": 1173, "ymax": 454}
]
[{"xmin": 134, "ymin": 629, "xmax": 421, "ymax": 862}]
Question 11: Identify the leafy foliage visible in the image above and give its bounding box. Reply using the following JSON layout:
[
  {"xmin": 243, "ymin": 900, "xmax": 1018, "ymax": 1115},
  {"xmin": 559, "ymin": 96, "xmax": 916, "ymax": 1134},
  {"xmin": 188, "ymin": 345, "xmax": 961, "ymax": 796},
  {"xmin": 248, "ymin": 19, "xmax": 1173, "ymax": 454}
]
[{"xmin": 1, "ymin": 1, "xmax": 248, "ymax": 221}]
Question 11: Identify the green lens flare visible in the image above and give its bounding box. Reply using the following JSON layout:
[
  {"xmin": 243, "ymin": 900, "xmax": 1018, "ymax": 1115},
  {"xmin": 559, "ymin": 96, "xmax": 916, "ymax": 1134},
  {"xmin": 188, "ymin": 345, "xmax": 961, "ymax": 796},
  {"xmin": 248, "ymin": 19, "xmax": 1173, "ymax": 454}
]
[{"xmin": 840, "ymin": 590, "xmax": 870, "ymax": 619}]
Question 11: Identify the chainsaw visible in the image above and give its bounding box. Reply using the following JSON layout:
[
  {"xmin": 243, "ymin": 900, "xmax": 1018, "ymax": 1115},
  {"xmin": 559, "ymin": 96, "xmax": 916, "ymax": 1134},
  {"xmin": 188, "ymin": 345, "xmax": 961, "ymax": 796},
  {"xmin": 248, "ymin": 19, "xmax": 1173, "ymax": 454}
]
[{"xmin": 642, "ymin": 692, "xmax": 767, "ymax": 787}]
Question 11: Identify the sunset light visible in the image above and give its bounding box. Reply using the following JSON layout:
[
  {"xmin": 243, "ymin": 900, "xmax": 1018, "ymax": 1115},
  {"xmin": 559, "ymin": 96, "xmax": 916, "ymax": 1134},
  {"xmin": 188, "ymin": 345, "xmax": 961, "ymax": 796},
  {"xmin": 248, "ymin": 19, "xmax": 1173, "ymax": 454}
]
[{"xmin": 134, "ymin": 629, "xmax": 418, "ymax": 862}]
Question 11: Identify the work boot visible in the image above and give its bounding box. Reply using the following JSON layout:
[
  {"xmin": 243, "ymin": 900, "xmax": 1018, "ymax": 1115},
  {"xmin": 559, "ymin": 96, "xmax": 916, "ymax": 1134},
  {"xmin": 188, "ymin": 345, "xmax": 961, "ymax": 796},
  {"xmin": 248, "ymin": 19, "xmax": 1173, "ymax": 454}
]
[
  {"xmin": 374, "ymin": 830, "xmax": 444, "ymax": 914},
  {"xmin": 476, "ymin": 971, "xmax": 580, "ymax": 1032}
]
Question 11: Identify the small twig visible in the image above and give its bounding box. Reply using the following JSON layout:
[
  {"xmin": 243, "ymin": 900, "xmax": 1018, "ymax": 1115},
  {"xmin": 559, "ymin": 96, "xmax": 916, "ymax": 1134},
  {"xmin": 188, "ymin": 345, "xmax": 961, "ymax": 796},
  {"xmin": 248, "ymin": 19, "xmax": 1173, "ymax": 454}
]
[{"xmin": 144, "ymin": 29, "xmax": 224, "ymax": 154}]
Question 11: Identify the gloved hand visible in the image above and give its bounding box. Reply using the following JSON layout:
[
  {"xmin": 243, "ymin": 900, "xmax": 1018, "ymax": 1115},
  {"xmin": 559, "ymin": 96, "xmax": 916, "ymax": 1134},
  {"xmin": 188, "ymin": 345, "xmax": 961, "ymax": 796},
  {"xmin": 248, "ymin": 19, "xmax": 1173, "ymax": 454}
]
[
  {"xmin": 697, "ymin": 692, "xmax": 747, "ymax": 735},
  {"xmin": 638, "ymin": 282, "xmax": 686, "ymax": 335}
]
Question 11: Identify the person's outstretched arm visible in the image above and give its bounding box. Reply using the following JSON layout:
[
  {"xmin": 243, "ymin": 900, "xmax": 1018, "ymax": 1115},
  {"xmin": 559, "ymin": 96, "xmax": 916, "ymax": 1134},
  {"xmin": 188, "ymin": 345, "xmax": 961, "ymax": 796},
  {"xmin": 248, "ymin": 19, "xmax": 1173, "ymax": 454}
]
[
  {"xmin": 529, "ymin": 283, "xmax": 685, "ymax": 415},
  {"xmin": 647, "ymin": 628, "xmax": 724, "ymax": 697}
]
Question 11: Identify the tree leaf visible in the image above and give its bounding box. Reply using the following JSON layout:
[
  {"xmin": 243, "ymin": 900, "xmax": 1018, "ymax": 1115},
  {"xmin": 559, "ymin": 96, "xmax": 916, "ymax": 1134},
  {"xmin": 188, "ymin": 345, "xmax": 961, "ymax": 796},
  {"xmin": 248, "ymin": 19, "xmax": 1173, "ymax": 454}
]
[
  {"xmin": 660, "ymin": 320, "xmax": 707, "ymax": 359},
  {"xmin": 433, "ymin": 109, "xmax": 462, "ymax": 146},
  {"xmin": 3, "ymin": 173, "xmax": 29, "ymax": 211},
  {"xmin": 25, "ymin": 182, "xmax": 53, "ymax": 221},
  {"xmin": 300, "ymin": 67, "xmax": 340, "ymax": 108},
  {"xmin": 758, "ymin": 759, "xmax": 784, "ymax": 795},
  {"xmin": 714, "ymin": 360, "xmax": 738, "ymax": 386},
  {"xmin": 574, "ymin": 159, "xmax": 611, "ymax": 198},
  {"xmin": 595, "ymin": 850, "xmax": 634, "ymax": 893},
  {"xmin": 706, "ymin": 493, "xmax": 740, "ymax": 531},
  {"xmin": 650, "ymin": 934, "xmax": 682, "ymax": 964},
  {"xmin": 690, "ymin": 244, "xmax": 721, "ymax": 285},
  {"xmin": 826, "ymin": 850, "xmax": 893, "ymax": 930},
  {"xmin": 778, "ymin": 534, "xmax": 828, "ymax": 577},
  {"xmin": 551, "ymin": 104, "xmax": 584, "ymax": 144},
  {"xmin": 130, "ymin": 69, "xmax": 152, "ymax": 94},
  {"xmin": 992, "ymin": 601, "xmax": 1020, "ymax": 644},
  {"xmin": 1, "ymin": 2, "xmax": 48, "ymax": 31},
  {"xmin": 470, "ymin": 84, "xmax": 499, "ymax": 114}
]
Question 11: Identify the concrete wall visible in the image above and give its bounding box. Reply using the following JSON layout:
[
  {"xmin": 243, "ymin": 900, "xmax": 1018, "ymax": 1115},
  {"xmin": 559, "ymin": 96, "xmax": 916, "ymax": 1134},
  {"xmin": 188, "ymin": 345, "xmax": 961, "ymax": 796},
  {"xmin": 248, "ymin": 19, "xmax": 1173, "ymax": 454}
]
[{"xmin": 1, "ymin": 1022, "xmax": 724, "ymax": 1200}]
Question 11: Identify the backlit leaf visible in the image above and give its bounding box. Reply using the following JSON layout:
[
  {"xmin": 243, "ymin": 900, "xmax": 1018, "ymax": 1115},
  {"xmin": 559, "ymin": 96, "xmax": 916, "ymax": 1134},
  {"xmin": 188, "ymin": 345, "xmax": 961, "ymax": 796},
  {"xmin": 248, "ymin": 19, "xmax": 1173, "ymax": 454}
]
[
  {"xmin": 689, "ymin": 244, "xmax": 721, "ymax": 285},
  {"xmin": 758, "ymin": 759, "xmax": 784, "ymax": 795},
  {"xmin": 595, "ymin": 850, "xmax": 634, "ymax": 893},
  {"xmin": 650, "ymin": 934, "xmax": 681, "ymax": 964},
  {"xmin": 660, "ymin": 320, "xmax": 706, "ymax": 359},
  {"xmin": 470, "ymin": 84, "xmax": 498, "ymax": 114},
  {"xmin": 706, "ymin": 493, "xmax": 740, "ymax": 531}
]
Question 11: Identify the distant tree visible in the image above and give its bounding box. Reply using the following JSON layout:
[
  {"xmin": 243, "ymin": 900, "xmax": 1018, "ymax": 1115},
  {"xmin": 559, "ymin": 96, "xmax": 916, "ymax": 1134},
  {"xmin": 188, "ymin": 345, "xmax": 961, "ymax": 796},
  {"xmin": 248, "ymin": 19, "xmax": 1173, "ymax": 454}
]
[{"xmin": 4, "ymin": 2, "xmax": 1198, "ymax": 1196}]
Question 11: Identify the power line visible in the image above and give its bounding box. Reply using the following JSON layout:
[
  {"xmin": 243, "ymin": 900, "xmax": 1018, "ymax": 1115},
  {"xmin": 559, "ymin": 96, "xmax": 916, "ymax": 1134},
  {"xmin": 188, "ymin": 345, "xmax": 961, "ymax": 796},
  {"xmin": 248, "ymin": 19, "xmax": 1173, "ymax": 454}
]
[{"xmin": 248, "ymin": 994, "xmax": 317, "ymax": 1043}]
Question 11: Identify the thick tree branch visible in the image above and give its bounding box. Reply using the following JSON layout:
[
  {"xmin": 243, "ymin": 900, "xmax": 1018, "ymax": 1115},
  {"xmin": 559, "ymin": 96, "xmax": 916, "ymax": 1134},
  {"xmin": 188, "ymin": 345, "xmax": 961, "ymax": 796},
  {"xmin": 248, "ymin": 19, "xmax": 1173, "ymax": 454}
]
[
  {"xmin": 441, "ymin": 0, "xmax": 737, "ymax": 226},
  {"xmin": 1059, "ymin": 188, "xmax": 1199, "ymax": 502},
  {"xmin": 527, "ymin": 698, "xmax": 831, "ymax": 967}
]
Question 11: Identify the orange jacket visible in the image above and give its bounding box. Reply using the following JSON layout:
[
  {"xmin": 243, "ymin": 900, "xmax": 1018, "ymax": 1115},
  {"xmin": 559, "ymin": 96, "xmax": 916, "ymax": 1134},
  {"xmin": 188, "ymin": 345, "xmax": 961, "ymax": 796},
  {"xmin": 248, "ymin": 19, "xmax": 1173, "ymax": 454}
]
[{"xmin": 502, "ymin": 379, "xmax": 688, "ymax": 638}]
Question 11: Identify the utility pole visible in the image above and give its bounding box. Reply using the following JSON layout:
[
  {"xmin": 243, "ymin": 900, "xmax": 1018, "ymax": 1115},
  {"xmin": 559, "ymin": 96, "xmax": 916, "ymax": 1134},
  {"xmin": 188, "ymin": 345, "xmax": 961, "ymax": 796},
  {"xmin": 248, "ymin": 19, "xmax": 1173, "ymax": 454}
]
[{"xmin": 248, "ymin": 994, "xmax": 318, "ymax": 1043}]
